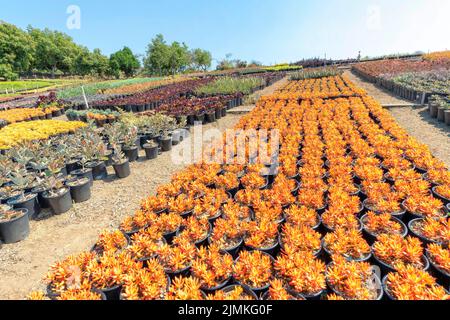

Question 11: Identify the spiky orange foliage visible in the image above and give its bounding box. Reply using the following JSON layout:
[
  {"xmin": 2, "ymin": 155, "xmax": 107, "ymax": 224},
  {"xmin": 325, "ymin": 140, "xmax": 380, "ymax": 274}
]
[
  {"xmin": 214, "ymin": 173, "xmax": 240, "ymax": 190},
  {"xmin": 267, "ymin": 279, "xmax": 305, "ymax": 300},
  {"xmin": 167, "ymin": 277, "xmax": 204, "ymax": 300},
  {"xmin": 410, "ymin": 218, "xmax": 449, "ymax": 245},
  {"xmin": 120, "ymin": 210, "xmax": 156, "ymax": 233},
  {"xmin": 126, "ymin": 226, "xmax": 165, "ymax": 260},
  {"xmin": 275, "ymin": 251, "xmax": 326, "ymax": 296},
  {"xmin": 85, "ymin": 252, "xmax": 140, "ymax": 290},
  {"xmin": 58, "ymin": 288, "xmax": 103, "ymax": 300},
  {"xmin": 327, "ymin": 255, "xmax": 379, "ymax": 300},
  {"xmin": 403, "ymin": 195, "xmax": 445, "ymax": 218},
  {"xmin": 46, "ymin": 252, "xmax": 96, "ymax": 295},
  {"xmin": 427, "ymin": 244, "xmax": 450, "ymax": 274},
  {"xmin": 121, "ymin": 259, "xmax": 169, "ymax": 300},
  {"xmin": 207, "ymin": 285, "xmax": 255, "ymax": 300},
  {"xmin": 235, "ymin": 189, "xmax": 262, "ymax": 206},
  {"xmin": 297, "ymin": 188, "xmax": 325, "ymax": 209},
  {"xmin": 168, "ymin": 194, "xmax": 195, "ymax": 215},
  {"xmin": 435, "ymin": 184, "xmax": 450, "ymax": 199},
  {"xmin": 324, "ymin": 229, "xmax": 371, "ymax": 260},
  {"xmin": 284, "ymin": 205, "xmax": 319, "ymax": 228},
  {"xmin": 240, "ymin": 172, "xmax": 266, "ymax": 189},
  {"xmin": 155, "ymin": 213, "xmax": 183, "ymax": 235},
  {"xmin": 157, "ymin": 238, "xmax": 197, "ymax": 272},
  {"xmin": 281, "ymin": 224, "xmax": 322, "ymax": 255},
  {"xmin": 94, "ymin": 230, "xmax": 129, "ymax": 255},
  {"xmin": 362, "ymin": 212, "xmax": 403, "ymax": 236},
  {"xmin": 140, "ymin": 195, "xmax": 167, "ymax": 214},
  {"xmin": 191, "ymin": 245, "xmax": 233, "ymax": 289},
  {"xmin": 174, "ymin": 216, "xmax": 210, "ymax": 244},
  {"xmin": 373, "ymin": 235, "xmax": 424, "ymax": 269},
  {"xmin": 385, "ymin": 265, "xmax": 449, "ymax": 300},
  {"xmin": 244, "ymin": 218, "xmax": 279, "ymax": 249},
  {"xmin": 233, "ymin": 250, "xmax": 273, "ymax": 289}
]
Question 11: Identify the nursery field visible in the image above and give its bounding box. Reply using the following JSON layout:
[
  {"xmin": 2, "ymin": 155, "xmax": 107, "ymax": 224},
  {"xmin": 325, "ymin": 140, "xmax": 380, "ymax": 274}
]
[{"xmin": 0, "ymin": 69, "xmax": 448, "ymax": 301}]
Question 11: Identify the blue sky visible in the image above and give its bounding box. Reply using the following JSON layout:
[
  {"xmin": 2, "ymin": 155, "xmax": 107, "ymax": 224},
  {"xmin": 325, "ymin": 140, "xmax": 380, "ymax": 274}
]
[{"xmin": 1, "ymin": 0, "xmax": 449, "ymax": 65}]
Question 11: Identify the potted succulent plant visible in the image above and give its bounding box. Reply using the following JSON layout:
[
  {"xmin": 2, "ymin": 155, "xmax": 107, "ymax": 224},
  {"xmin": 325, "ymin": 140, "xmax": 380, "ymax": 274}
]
[
  {"xmin": 121, "ymin": 259, "xmax": 170, "ymax": 300},
  {"xmin": 275, "ymin": 251, "xmax": 326, "ymax": 300},
  {"xmin": 111, "ymin": 143, "xmax": 131, "ymax": 179},
  {"xmin": 7, "ymin": 165, "xmax": 41, "ymax": 219},
  {"xmin": 122, "ymin": 126, "xmax": 139, "ymax": 162},
  {"xmin": 157, "ymin": 238, "xmax": 197, "ymax": 279},
  {"xmin": 233, "ymin": 250, "xmax": 274, "ymax": 297},
  {"xmin": 191, "ymin": 244, "xmax": 234, "ymax": 294},
  {"xmin": 0, "ymin": 204, "xmax": 30, "ymax": 244},
  {"xmin": 42, "ymin": 161, "xmax": 73, "ymax": 215}
]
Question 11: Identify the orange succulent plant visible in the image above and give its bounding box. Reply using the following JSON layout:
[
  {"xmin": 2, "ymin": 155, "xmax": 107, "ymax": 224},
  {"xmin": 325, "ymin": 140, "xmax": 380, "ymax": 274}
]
[
  {"xmin": 233, "ymin": 250, "xmax": 273, "ymax": 289},
  {"xmin": 121, "ymin": 259, "xmax": 169, "ymax": 300},
  {"xmin": 385, "ymin": 264, "xmax": 449, "ymax": 300},
  {"xmin": 275, "ymin": 251, "xmax": 326, "ymax": 296},
  {"xmin": 324, "ymin": 229, "xmax": 371, "ymax": 261},
  {"xmin": 427, "ymin": 243, "xmax": 450, "ymax": 274},
  {"xmin": 191, "ymin": 245, "xmax": 234, "ymax": 289},
  {"xmin": 93, "ymin": 230, "xmax": 129, "ymax": 256},
  {"xmin": 409, "ymin": 218, "xmax": 449, "ymax": 245},
  {"xmin": 326, "ymin": 255, "xmax": 379, "ymax": 300},
  {"xmin": 157, "ymin": 238, "xmax": 197, "ymax": 272},
  {"xmin": 373, "ymin": 235, "xmax": 425, "ymax": 269},
  {"xmin": 362, "ymin": 212, "xmax": 404, "ymax": 237},
  {"xmin": 167, "ymin": 277, "xmax": 204, "ymax": 300}
]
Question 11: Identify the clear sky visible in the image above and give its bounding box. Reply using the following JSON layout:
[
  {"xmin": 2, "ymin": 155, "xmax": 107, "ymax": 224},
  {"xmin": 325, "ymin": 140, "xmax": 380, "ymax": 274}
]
[{"xmin": 1, "ymin": 0, "xmax": 449, "ymax": 65}]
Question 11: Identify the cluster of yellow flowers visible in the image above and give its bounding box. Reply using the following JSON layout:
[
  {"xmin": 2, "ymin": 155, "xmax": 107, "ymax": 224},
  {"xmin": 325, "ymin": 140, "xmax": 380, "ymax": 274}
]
[
  {"xmin": 0, "ymin": 107, "xmax": 62, "ymax": 124},
  {"xmin": 0, "ymin": 120, "xmax": 86, "ymax": 150}
]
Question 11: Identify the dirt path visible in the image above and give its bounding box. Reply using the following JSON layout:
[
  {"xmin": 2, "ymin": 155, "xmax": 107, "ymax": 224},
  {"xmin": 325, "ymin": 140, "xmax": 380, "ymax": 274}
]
[
  {"xmin": 0, "ymin": 78, "xmax": 288, "ymax": 300},
  {"xmin": 345, "ymin": 70, "xmax": 450, "ymax": 167},
  {"xmin": 388, "ymin": 106, "xmax": 450, "ymax": 167}
]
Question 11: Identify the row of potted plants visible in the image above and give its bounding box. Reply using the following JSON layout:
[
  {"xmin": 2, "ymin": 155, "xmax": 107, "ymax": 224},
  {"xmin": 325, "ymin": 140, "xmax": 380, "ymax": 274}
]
[
  {"xmin": 428, "ymin": 94, "xmax": 450, "ymax": 126},
  {"xmin": 66, "ymin": 109, "xmax": 121, "ymax": 126},
  {"xmin": 32, "ymin": 75, "xmax": 449, "ymax": 300}
]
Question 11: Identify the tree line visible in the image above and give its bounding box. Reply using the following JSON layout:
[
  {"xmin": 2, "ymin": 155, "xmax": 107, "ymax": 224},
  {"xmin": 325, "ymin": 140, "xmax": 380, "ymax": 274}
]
[{"xmin": 0, "ymin": 21, "xmax": 213, "ymax": 80}]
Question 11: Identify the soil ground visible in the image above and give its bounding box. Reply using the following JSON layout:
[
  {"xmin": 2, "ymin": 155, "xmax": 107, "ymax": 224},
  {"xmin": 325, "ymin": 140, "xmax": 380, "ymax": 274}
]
[{"xmin": 0, "ymin": 78, "xmax": 288, "ymax": 300}]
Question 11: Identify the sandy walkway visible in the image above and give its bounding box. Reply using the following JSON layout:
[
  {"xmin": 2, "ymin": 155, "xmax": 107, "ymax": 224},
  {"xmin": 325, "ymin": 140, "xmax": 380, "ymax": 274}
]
[{"xmin": 0, "ymin": 78, "xmax": 287, "ymax": 300}]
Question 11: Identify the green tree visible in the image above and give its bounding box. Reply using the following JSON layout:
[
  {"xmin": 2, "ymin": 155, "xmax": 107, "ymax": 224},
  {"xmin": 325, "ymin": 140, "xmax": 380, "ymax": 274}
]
[
  {"xmin": 109, "ymin": 47, "xmax": 140, "ymax": 78},
  {"xmin": 191, "ymin": 48, "xmax": 212, "ymax": 71},
  {"xmin": 144, "ymin": 34, "xmax": 171, "ymax": 75},
  {"xmin": 0, "ymin": 21, "xmax": 35, "ymax": 80},
  {"xmin": 27, "ymin": 26, "xmax": 82, "ymax": 75},
  {"xmin": 168, "ymin": 42, "xmax": 190, "ymax": 75}
]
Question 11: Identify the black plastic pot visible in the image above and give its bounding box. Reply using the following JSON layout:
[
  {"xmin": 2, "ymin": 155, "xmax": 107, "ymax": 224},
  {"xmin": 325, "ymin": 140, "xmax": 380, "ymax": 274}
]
[
  {"xmin": 100, "ymin": 284, "xmax": 122, "ymax": 301},
  {"xmin": 31, "ymin": 186, "xmax": 50, "ymax": 209},
  {"xmin": 215, "ymin": 108, "xmax": 223, "ymax": 120},
  {"xmin": 143, "ymin": 144, "xmax": 158, "ymax": 160},
  {"xmin": 66, "ymin": 160, "xmax": 81, "ymax": 174},
  {"xmin": 171, "ymin": 130, "xmax": 181, "ymax": 146},
  {"xmin": 86, "ymin": 161, "xmax": 108, "ymax": 180},
  {"xmin": 123, "ymin": 146, "xmax": 139, "ymax": 162},
  {"xmin": 195, "ymin": 113, "xmax": 205, "ymax": 124},
  {"xmin": 206, "ymin": 112, "xmax": 216, "ymax": 123},
  {"xmin": 43, "ymin": 188, "xmax": 73, "ymax": 215},
  {"xmin": 70, "ymin": 168, "xmax": 94, "ymax": 187},
  {"xmin": 67, "ymin": 178, "xmax": 91, "ymax": 204},
  {"xmin": 214, "ymin": 238, "xmax": 243, "ymax": 259},
  {"xmin": 161, "ymin": 137, "xmax": 173, "ymax": 152},
  {"xmin": 163, "ymin": 229, "xmax": 178, "ymax": 245},
  {"xmin": 0, "ymin": 209, "xmax": 30, "ymax": 244},
  {"xmin": 166, "ymin": 264, "xmax": 191, "ymax": 280},
  {"xmin": 7, "ymin": 193, "xmax": 40, "ymax": 220},
  {"xmin": 113, "ymin": 161, "xmax": 131, "ymax": 179}
]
